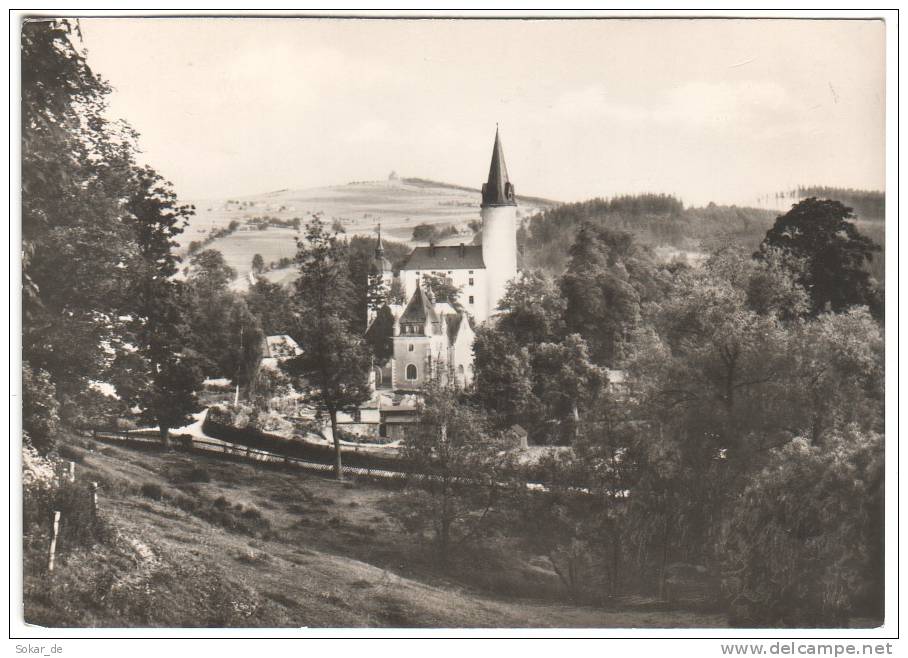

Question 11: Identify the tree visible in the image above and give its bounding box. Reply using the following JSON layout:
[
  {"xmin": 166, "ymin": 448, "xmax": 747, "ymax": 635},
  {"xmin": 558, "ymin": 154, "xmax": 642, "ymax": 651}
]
[
  {"xmin": 245, "ymin": 278, "xmax": 296, "ymax": 336},
  {"xmin": 111, "ymin": 166, "xmax": 203, "ymax": 446},
  {"xmin": 395, "ymin": 382, "xmax": 518, "ymax": 564},
  {"xmin": 421, "ymin": 273, "xmax": 462, "ymax": 306},
  {"xmin": 788, "ymin": 308, "xmax": 884, "ymax": 445},
  {"xmin": 561, "ymin": 224, "xmax": 660, "ymax": 365},
  {"xmin": 22, "ymin": 363, "xmax": 60, "ymax": 454},
  {"xmin": 281, "ymin": 217, "xmax": 372, "ymax": 478},
  {"xmin": 471, "ymin": 326, "xmax": 537, "ymax": 430},
  {"xmin": 720, "ymin": 429, "xmax": 884, "ymax": 627},
  {"xmin": 758, "ymin": 198, "xmax": 882, "ymax": 316},
  {"xmin": 530, "ymin": 335, "xmax": 606, "ymax": 445},
  {"xmin": 496, "ymin": 270, "xmax": 566, "ymax": 347},
  {"xmin": 22, "ymin": 19, "xmax": 137, "ymax": 402},
  {"xmin": 251, "ymin": 253, "xmax": 265, "ymax": 274},
  {"xmin": 188, "ymin": 249, "xmax": 236, "ymax": 298},
  {"xmin": 364, "ymin": 304, "xmax": 395, "ymax": 364}
]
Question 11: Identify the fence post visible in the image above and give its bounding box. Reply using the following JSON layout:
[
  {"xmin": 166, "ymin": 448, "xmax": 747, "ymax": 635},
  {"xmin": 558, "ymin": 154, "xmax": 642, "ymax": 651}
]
[
  {"xmin": 48, "ymin": 511, "xmax": 61, "ymax": 572},
  {"xmin": 90, "ymin": 482, "xmax": 99, "ymax": 515}
]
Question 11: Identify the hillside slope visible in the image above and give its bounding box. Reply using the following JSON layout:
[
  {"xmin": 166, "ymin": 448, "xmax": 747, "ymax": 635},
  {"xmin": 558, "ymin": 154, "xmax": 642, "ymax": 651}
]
[
  {"xmin": 182, "ymin": 177, "xmax": 558, "ymax": 283},
  {"xmin": 24, "ymin": 435, "xmax": 726, "ymax": 628}
]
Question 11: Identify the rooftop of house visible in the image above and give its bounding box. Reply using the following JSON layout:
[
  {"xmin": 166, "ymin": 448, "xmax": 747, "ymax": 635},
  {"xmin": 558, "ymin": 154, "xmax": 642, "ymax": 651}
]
[
  {"xmin": 264, "ymin": 334, "xmax": 302, "ymax": 359},
  {"xmin": 400, "ymin": 244, "xmax": 485, "ymax": 271}
]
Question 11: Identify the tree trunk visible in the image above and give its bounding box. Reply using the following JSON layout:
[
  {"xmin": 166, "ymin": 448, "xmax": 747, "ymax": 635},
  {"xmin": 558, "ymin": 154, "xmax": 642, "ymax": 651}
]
[
  {"xmin": 330, "ymin": 410, "xmax": 343, "ymax": 480},
  {"xmin": 159, "ymin": 425, "xmax": 171, "ymax": 448}
]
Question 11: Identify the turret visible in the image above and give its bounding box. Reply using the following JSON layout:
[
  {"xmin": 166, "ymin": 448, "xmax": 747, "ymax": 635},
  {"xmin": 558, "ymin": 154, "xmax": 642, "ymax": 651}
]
[{"xmin": 480, "ymin": 127, "xmax": 518, "ymax": 319}]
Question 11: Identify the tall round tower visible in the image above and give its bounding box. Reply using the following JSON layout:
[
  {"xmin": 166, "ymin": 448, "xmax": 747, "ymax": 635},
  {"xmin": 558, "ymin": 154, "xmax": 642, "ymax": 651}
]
[{"xmin": 480, "ymin": 127, "xmax": 518, "ymax": 320}]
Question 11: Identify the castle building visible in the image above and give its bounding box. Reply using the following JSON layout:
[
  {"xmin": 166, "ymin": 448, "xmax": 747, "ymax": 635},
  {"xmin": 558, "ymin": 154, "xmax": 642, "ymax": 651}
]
[{"xmin": 366, "ymin": 128, "xmax": 519, "ymax": 392}]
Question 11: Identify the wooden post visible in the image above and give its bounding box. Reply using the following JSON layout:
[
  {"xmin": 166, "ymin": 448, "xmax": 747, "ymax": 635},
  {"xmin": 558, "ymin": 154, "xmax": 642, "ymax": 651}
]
[
  {"xmin": 90, "ymin": 482, "xmax": 99, "ymax": 514},
  {"xmin": 68, "ymin": 461, "xmax": 75, "ymax": 483},
  {"xmin": 48, "ymin": 511, "xmax": 61, "ymax": 572}
]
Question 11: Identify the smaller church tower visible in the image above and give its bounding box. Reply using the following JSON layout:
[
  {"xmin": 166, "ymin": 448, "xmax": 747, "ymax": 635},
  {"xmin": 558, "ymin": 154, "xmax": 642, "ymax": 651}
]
[
  {"xmin": 480, "ymin": 127, "xmax": 518, "ymax": 320},
  {"xmin": 367, "ymin": 223, "xmax": 394, "ymax": 324}
]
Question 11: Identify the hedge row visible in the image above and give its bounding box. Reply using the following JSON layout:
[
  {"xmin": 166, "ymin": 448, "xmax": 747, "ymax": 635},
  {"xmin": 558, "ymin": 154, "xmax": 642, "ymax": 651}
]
[{"xmin": 200, "ymin": 415, "xmax": 407, "ymax": 473}]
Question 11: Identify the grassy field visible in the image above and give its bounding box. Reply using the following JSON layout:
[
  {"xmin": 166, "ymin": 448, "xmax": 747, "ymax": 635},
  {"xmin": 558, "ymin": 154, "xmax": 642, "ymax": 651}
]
[
  {"xmin": 23, "ymin": 435, "xmax": 727, "ymax": 629},
  {"xmin": 182, "ymin": 178, "xmax": 557, "ymax": 287}
]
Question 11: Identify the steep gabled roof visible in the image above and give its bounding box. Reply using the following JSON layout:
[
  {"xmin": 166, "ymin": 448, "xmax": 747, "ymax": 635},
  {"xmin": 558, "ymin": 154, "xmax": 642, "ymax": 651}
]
[
  {"xmin": 399, "ymin": 286, "xmax": 440, "ymax": 326},
  {"xmin": 400, "ymin": 245, "xmax": 485, "ymax": 270}
]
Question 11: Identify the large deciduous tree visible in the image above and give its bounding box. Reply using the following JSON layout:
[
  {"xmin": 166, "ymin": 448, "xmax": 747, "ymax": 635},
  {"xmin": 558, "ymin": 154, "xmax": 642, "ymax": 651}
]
[
  {"xmin": 22, "ymin": 19, "xmax": 136, "ymax": 413},
  {"xmin": 112, "ymin": 167, "xmax": 203, "ymax": 446},
  {"xmin": 758, "ymin": 197, "xmax": 882, "ymax": 316},
  {"xmin": 561, "ymin": 224, "xmax": 666, "ymax": 366}
]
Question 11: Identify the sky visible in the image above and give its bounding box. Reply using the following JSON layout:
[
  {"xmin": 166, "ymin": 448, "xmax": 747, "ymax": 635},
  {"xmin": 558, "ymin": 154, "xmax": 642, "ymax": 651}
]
[{"xmin": 77, "ymin": 18, "xmax": 885, "ymax": 206}]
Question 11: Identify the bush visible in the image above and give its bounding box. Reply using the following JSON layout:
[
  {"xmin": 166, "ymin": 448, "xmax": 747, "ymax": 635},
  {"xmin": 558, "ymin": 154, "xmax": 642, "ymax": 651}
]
[
  {"xmin": 22, "ymin": 363, "xmax": 59, "ymax": 454},
  {"xmin": 23, "ymin": 474, "xmax": 111, "ymax": 554},
  {"xmin": 140, "ymin": 483, "xmax": 163, "ymax": 501},
  {"xmin": 188, "ymin": 467, "xmax": 211, "ymax": 483},
  {"xmin": 720, "ymin": 429, "xmax": 884, "ymax": 627}
]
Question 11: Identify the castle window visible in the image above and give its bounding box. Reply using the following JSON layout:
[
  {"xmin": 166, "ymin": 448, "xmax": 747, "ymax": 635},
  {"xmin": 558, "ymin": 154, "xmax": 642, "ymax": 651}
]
[
  {"xmin": 469, "ymin": 296, "xmax": 474, "ymax": 305},
  {"xmin": 408, "ymin": 344, "xmax": 414, "ymax": 352},
  {"xmin": 406, "ymin": 364, "xmax": 418, "ymax": 380},
  {"xmin": 469, "ymin": 270, "xmax": 474, "ymax": 274},
  {"xmin": 469, "ymin": 278, "xmax": 474, "ymax": 286}
]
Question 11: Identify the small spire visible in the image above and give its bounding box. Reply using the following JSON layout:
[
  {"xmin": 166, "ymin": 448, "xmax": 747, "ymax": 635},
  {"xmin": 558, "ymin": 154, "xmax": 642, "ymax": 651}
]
[
  {"xmin": 375, "ymin": 222, "xmax": 385, "ymax": 257},
  {"xmin": 481, "ymin": 126, "xmax": 516, "ymax": 207}
]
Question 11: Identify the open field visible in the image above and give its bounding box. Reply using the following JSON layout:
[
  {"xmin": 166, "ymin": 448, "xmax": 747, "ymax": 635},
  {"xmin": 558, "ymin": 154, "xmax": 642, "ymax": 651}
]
[
  {"xmin": 181, "ymin": 178, "xmax": 557, "ymax": 286},
  {"xmin": 24, "ymin": 434, "xmax": 727, "ymax": 629}
]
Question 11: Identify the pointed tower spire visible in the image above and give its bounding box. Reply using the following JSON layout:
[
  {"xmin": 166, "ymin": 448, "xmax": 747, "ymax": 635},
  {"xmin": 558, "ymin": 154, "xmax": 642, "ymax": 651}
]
[
  {"xmin": 481, "ymin": 126, "xmax": 516, "ymax": 207},
  {"xmin": 375, "ymin": 222, "xmax": 385, "ymax": 258}
]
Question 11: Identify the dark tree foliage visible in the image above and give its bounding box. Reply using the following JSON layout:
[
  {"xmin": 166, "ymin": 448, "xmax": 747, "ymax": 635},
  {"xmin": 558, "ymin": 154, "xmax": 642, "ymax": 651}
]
[
  {"xmin": 245, "ymin": 278, "xmax": 296, "ymax": 336},
  {"xmin": 345, "ymin": 234, "xmax": 409, "ymax": 330},
  {"xmin": 794, "ymin": 187, "xmax": 884, "ymax": 220},
  {"xmin": 496, "ymin": 270, "xmax": 566, "ymax": 347},
  {"xmin": 758, "ymin": 198, "xmax": 882, "ymax": 316},
  {"xmin": 111, "ymin": 167, "xmax": 203, "ymax": 445},
  {"xmin": 364, "ymin": 305, "xmax": 395, "ymax": 364},
  {"xmin": 251, "ymin": 253, "xmax": 265, "ymax": 273},
  {"xmin": 188, "ymin": 249, "xmax": 237, "ymax": 297},
  {"xmin": 22, "ymin": 19, "xmax": 137, "ymax": 401},
  {"xmin": 561, "ymin": 224, "xmax": 664, "ymax": 366},
  {"xmin": 523, "ymin": 194, "xmax": 777, "ymax": 273},
  {"xmin": 720, "ymin": 429, "xmax": 884, "ymax": 626}
]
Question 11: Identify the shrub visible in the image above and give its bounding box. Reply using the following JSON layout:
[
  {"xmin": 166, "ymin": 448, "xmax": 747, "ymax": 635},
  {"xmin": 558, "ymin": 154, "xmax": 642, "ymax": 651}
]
[
  {"xmin": 22, "ymin": 363, "xmax": 60, "ymax": 454},
  {"xmin": 23, "ymin": 475, "xmax": 111, "ymax": 553},
  {"xmin": 242, "ymin": 507, "xmax": 262, "ymax": 520},
  {"xmin": 140, "ymin": 483, "xmax": 163, "ymax": 501},
  {"xmin": 188, "ymin": 467, "xmax": 211, "ymax": 483}
]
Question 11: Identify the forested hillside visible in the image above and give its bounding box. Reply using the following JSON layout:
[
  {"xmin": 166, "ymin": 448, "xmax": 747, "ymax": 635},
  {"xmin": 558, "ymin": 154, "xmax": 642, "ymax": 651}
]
[
  {"xmin": 521, "ymin": 192, "xmax": 885, "ymax": 285},
  {"xmin": 521, "ymin": 194, "xmax": 777, "ymax": 273}
]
